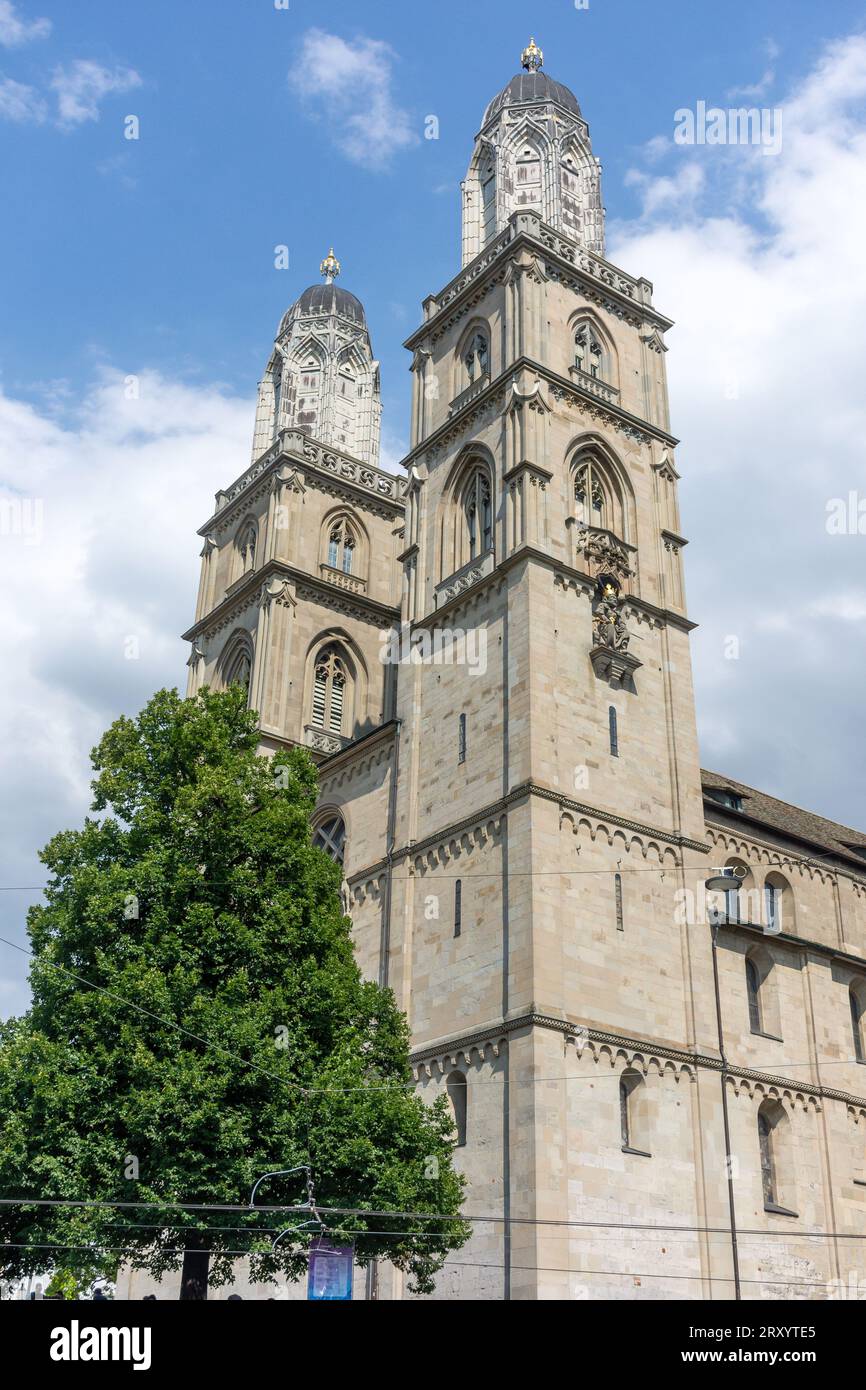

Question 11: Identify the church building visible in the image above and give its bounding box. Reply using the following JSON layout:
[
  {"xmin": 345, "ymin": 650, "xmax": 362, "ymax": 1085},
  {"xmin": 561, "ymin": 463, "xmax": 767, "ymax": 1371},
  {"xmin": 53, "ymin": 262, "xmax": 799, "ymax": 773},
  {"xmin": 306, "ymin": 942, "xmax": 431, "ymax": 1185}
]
[{"xmin": 179, "ymin": 40, "xmax": 866, "ymax": 1300}]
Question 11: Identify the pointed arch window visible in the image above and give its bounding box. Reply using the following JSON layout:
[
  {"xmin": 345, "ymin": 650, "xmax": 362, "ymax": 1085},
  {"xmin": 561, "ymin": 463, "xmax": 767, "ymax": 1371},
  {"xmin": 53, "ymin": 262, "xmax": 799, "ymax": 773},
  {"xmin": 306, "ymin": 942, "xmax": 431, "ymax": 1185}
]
[
  {"xmin": 481, "ymin": 164, "xmax": 496, "ymax": 244},
  {"xmin": 327, "ymin": 518, "xmax": 356, "ymax": 574},
  {"xmin": 272, "ymin": 363, "xmax": 283, "ymax": 432},
  {"xmin": 758, "ymin": 1108, "xmax": 776, "ymax": 1206},
  {"xmin": 312, "ymin": 646, "xmax": 347, "ymax": 735},
  {"xmin": 574, "ymin": 323, "xmax": 605, "ymax": 380},
  {"xmin": 464, "ymin": 333, "xmax": 489, "ymax": 385},
  {"xmin": 574, "ymin": 459, "xmax": 606, "ymax": 529},
  {"xmin": 463, "ymin": 469, "xmax": 493, "ymax": 560},
  {"xmin": 237, "ymin": 523, "xmax": 257, "ymax": 576},
  {"xmin": 312, "ymin": 813, "xmax": 346, "ymax": 866}
]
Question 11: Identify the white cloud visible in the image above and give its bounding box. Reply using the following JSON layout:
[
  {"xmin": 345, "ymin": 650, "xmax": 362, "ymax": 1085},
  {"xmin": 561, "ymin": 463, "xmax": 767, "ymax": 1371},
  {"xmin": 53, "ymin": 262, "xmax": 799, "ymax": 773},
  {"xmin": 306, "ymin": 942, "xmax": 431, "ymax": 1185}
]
[
  {"xmin": 51, "ymin": 59, "xmax": 142, "ymax": 127},
  {"xmin": 610, "ymin": 32, "xmax": 866, "ymax": 826},
  {"xmin": 289, "ymin": 28, "xmax": 418, "ymax": 171},
  {"xmin": 0, "ymin": 371, "xmax": 252, "ymax": 1017},
  {"xmin": 0, "ymin": 72, "xmax": 45, "ymax": 121},
  {"xmin": 0, "ymin": 1, "xmax": 50, "ymax": 46}
]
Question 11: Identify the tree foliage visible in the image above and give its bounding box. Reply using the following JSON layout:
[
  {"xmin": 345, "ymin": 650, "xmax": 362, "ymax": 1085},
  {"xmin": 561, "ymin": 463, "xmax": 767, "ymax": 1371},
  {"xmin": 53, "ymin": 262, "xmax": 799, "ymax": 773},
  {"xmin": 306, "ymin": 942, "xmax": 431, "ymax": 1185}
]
[{"xmin": 0, "ymin": 687, "xmax": 467, "ymax": 1294}]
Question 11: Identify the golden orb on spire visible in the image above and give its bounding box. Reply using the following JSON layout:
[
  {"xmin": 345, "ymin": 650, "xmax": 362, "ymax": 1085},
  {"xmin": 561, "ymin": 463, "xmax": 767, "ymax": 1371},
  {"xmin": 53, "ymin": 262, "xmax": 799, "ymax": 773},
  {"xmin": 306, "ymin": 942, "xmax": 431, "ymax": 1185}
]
[
  {"xmin": 521, "ymin": 37, "xmax": 543, "ymax": 73},
  {"xmin": 320, "ymin": 247, "xmax": 341, "ymax": 284}
]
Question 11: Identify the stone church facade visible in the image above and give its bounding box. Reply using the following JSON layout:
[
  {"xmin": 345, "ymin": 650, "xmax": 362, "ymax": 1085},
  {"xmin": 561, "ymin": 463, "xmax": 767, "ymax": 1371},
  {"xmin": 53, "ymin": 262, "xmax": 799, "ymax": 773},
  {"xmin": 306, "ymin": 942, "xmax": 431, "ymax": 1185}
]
[{"xmin": 177, "ymin": 42, "xmax": 866, "ymax": 1300}]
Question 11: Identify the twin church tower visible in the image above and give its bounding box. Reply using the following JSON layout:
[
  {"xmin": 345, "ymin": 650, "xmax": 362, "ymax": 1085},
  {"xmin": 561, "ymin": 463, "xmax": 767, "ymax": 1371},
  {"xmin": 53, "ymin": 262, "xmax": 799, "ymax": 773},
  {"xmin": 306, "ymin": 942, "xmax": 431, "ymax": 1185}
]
[{"xmin": 181, "ymin": 43, "xmax": 866, "ymax": 1301}]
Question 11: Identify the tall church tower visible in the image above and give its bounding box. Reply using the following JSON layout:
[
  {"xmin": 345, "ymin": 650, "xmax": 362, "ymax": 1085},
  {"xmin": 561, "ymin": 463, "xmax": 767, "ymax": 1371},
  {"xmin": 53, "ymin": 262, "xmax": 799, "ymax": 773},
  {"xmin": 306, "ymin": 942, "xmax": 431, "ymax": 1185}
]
[
  {"xmin": 368, "ymin": 38, "xmax": 720, "ymax": 1300},
  {"xmin": 185, "ymin": 43, "xmax": 833, "ymax": 1303},
  {"xmin": 184, "ymin": 251, "xmax": 403, "ymax": 775}
]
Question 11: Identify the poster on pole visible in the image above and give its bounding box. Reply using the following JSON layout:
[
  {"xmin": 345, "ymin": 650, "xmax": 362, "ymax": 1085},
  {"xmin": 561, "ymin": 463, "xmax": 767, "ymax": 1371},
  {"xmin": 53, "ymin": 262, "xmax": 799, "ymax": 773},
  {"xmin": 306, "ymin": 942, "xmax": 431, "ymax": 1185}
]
[{"xmin": 307, "ymin": 1239, "xmax": 354, "ymax": 1301}]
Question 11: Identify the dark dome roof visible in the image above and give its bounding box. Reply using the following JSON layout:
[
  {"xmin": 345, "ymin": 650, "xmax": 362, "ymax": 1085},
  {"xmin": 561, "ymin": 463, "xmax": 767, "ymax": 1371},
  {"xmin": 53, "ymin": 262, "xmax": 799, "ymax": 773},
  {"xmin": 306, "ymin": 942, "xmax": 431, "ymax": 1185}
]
[
  {"xmin": 280, "ymin": 282, "xmax": 367, "ymax": 336},
  {"xmin": 483, "ymin": 70, "xmax": 581, "ymax": 126}
]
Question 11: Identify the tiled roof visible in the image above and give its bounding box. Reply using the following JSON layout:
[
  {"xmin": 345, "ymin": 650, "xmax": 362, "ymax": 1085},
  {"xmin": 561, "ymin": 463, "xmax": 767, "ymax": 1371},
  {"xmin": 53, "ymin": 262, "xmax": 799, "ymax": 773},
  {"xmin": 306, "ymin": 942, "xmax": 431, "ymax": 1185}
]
[{"xmin": 701, "ymin": 768, "xmax": 866, "ymax": 874}]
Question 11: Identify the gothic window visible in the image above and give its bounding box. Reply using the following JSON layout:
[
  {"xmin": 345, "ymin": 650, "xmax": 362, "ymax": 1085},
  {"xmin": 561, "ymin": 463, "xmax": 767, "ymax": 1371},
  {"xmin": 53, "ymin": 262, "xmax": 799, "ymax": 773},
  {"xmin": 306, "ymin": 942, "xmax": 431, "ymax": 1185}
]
[
  {"xmin": 312, "ymin": 814, "xmax": 346, "ymax": 866},
  {"xmin": 446, "ymin": 1071, "xmax": 467, "ymax": 1147},
  {"xmin": 574, "ymin": 323, "xmax": 604, "ymax": 379},
  {"xmin": 327, "ymin": 518, "xmax": 356, "ymax": 574},
  {"xmin": 573, "ymin": 459, "xmax": 606, "ymax": 529},
  {"xmin": 746, "ymin": 957, "xmax": 763, "ymax": 1033},
  {"xmin": 464, "ymin": 333, "xmax": 489, "ymax": 385},
  {"xmin": 273, "ymin": 364, "xmax": 283, "ymax": 432},
  {"xmin": 219, "ymin": 635, "xmax": 254, "ymax": 703},
  {"xmin": 236, "ymin": 522, "xmax": 257, "ymax": 577},
  {"xmin": 763, "ymin": 872, "xmax": 793, "ymax": 934},
  {"xmin": 481, "ymin": 165, "xmax": 496, "ymax": 244},
  {"xmin": 851, "ymin": 984, "xmax": 866, "ymax": 1064},
  {"xmin": 463, "ymin": 469, "xmax": 493, "ymax": 560},
  {"xmin": 619, "ymin": 1069, "xmax": 648, "ymax": 1154},
  {"xmin": 454, "ymin": 879, "xmax": 462, "ymax": 938},
  {"xmin": 311, "ymin": 645, "xmax": 347, "ymax": 735},
  {"xmin": 758, "ymin": 1108, "xmax": 776, "ymax": 1206}
]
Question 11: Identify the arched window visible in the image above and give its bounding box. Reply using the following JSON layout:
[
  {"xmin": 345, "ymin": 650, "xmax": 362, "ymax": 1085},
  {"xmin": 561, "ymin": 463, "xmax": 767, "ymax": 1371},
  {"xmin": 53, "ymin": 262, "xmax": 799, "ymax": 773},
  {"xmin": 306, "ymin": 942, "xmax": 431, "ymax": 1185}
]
[
  {"xmin": 719, "ymin": 860, "xmax": 754, "ymax": 925},
  {"xmin": 851, "ymin": 983, "xmax": 866, "ymax": 1064},
  {"xmin": 446, "ymin": 1071, "xmax": 468, "ymax": 1148},
  {"xmin": 312, "ymin": 813, "xmax": 346, "ymax": 865},
  {"xmin": 574, "ymin": 322, "xmax": 604, "ymax": 379},
  {"xmin": 757, "ymin": 1107, "xmax": 776, "ymax": 1206},
  {"xmin": 327, "ymin": 518, "xmax": 356, "ymax": 574},
  {"xmin": 764, "ymin": 872, "xmax": 793, "ymax": 935},
  {"xmin": 311, "ymin": 645, "xmax": 347, "ymax": 735},
  {"xmin": 571, "ymin": 452, "xmax": 626, "ymax": 540},
  {"xmin": 464, "ymin": 333, "xmax": 489, "ymax": 385},
  {"xmin": 236, "ymin": 522, "xmax": 257, "ymax": 577},
  {"xmin": 272, "ymin": 363, "xmax": 283, "ymax": 432},
  {"xmin": 463, "ymin": 469, "xmax": 493, "ymax": 560},
  {"xmin": 481, "ymin": 164, "xmax": 496, "ymax": 244},
  {"xmin": 219, "ymin": 635, "xmax": 254, "ymax": 699},
  {"xmin": 746, "ymin": 957, "xmax": 763, "ymax": 1033},
  {"xmin": 756, "ymin": 1100, "xmax": 794, "ymax": 1212},
  {"xmin": 619, "ymin": 1068, "xmax": 649, "ymax": 1154}
]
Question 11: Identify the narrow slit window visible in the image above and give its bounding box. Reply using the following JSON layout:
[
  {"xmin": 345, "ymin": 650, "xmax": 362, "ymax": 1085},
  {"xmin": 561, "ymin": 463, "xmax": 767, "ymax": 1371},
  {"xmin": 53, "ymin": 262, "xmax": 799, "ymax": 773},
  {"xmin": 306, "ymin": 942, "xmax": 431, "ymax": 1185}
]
[
  {"xmin": 454, "ymin": 879, "xmax": 462, "ymax": 938},
  {"xmin": 614, "ymin": 873, "xmax": 624, "ymax": 931},
  {"xmin": 458, "ymin": 712, "xmax": 467, "ymax": 765},
  {"xmin": 609, "ymin": 705, "xmax": 619, "ymax": 757}
]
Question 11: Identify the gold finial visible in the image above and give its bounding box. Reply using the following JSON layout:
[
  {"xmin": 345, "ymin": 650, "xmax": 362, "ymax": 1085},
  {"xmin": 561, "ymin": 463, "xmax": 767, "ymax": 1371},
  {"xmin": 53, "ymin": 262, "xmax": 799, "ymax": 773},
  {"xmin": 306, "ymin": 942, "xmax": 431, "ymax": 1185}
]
[
  {"xmin": 320, "ymin": 247, "xmax": 341, "ymax": 284},
  {"xmin": 521, "ymin": 37, "xmax": 543, "ymax": 73}
]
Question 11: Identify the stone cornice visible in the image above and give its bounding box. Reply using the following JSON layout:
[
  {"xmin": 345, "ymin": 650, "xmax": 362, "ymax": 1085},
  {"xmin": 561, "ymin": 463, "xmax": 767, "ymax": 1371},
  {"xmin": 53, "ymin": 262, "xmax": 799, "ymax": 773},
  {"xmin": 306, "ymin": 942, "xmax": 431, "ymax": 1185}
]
[
  {"xmin": 404, "ymin": 216, "xmax": 672, "ymax": 354},
  {"xmin": 400, "ymin": 358, "xmax": 678, "ymax": 471},
  {"xmin": 317, "ymin": 719, "xmax": 398, "ymax": 777},
  {"xmin": 197, "ymin": 431, "xmax": 405, "ymax": 537},
  {"xmin": 408, "ymin": 1015, "xmax": 866, "ymax": 1109},
  {"xmin": 182, "ymin": 558, "xmax": 400, "ymax": 642},
  {"xmin": 719, "ymin": 918, "xmax": 866, "ymax": 976},
  {"xmin": 705, "ymin": 808, "xmax": 866, "ymax": 887},
  {"xmin": 410, "ymin": 544, "xmax": 698, "ymax": 636}
]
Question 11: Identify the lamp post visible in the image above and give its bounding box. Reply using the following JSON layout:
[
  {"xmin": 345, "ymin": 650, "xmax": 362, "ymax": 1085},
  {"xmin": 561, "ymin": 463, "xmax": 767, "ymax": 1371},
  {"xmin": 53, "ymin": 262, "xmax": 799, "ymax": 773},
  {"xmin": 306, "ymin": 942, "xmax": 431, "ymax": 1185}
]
[{"xmin": 706, "ymin": 870, "xmax": 742, "ymax": 1300}]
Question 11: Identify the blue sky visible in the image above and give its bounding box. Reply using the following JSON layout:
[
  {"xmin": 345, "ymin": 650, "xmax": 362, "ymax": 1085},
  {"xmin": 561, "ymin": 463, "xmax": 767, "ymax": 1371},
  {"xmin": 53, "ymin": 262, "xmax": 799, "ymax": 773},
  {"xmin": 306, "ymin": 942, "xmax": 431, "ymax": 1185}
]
[
  {"xmin": 0, "ymin": 0, "xmax": 854, "ymax": 436},
  {"xmin": 2, "ymin": 1, "xmax": 866, "ymax": 1016}
]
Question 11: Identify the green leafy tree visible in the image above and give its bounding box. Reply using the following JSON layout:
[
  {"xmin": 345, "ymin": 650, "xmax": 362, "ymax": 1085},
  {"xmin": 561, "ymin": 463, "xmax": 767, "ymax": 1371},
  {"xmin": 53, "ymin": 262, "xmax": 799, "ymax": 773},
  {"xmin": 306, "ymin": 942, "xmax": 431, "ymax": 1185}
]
[{"xmin": 0, "ymin": 688, "xmax": 467, "ymax": 1298}]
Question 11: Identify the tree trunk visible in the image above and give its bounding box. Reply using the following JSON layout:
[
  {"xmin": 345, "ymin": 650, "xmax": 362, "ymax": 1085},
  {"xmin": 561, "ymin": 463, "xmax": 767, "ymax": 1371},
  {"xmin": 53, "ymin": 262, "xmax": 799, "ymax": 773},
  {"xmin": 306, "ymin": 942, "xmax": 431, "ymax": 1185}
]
[{"xmin": 179, "ymin": 1237, "xmax": 210, "ymax": 1300}]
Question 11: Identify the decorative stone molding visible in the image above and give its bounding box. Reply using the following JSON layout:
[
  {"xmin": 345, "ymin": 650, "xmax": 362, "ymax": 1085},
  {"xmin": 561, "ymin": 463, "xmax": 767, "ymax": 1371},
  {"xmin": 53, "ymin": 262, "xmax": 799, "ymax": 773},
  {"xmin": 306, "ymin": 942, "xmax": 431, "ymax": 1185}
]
[
  {"xmin": 550, "ymin": 382, "xmax": 652, "ymax": 445},
  {"xmin": 589, "ymin": 642, "xmax": 643, "ymax": 688},
  {"xmin": 319, "ymin": 562, "xmax": 367, "ymax": 596},
  {"xmin": 304, "ymin": 725, "xmax": 350, "ymax": 756},
  {"xmin": 568, "ymin": 365, "xmax": 620, "ymax": 405},
  {"xmin": 435, "ymin": 549, "xmax": 494, "ymax": 607},
  {"xmin": 412, "ymin": 1038, "xmax": 506, "ymax": 1080}
]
